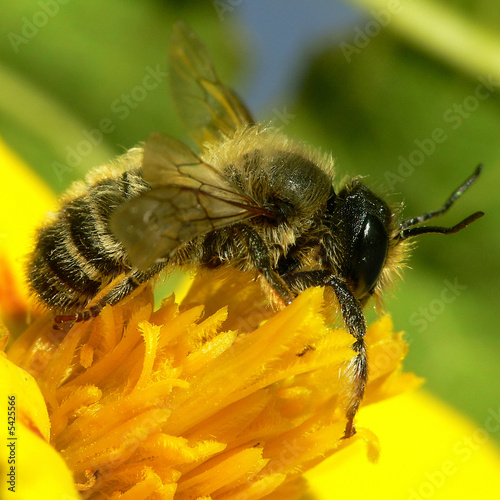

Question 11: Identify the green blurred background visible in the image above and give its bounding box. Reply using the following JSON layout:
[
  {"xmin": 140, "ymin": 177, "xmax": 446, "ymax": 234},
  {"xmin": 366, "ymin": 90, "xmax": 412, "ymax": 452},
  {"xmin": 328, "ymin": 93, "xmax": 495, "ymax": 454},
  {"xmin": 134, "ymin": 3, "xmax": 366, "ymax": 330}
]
[{"xmin": 1, "ymin": 0, "xmax": 498, "ymax": 445}]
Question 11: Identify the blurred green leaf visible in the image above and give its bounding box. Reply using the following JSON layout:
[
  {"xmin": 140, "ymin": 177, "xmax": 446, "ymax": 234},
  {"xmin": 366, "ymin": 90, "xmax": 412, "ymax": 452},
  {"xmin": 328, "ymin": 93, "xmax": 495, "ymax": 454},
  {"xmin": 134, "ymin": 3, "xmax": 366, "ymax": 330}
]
[
  {"xmin": 0, "ymin": 1, "xmax": 243, "ymax": 191},
  {"xmin": 348, "ymin": 0, "xmax": 500, "ymax": 84}
]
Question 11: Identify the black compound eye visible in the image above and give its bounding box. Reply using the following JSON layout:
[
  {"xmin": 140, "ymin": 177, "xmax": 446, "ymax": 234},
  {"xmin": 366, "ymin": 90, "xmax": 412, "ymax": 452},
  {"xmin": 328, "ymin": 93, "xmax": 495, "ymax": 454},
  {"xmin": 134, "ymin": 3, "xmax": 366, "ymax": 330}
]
[{"xmin": 352, "ymin": 214, "xmax": 389, "ymax": 295}]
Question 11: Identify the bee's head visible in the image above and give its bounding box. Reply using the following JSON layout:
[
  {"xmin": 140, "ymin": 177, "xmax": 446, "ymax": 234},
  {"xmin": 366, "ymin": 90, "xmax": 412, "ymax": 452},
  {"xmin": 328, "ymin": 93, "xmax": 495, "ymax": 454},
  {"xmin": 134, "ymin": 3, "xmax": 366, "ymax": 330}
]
[
  {"xmin": 325, "ymin": 165, "xmax": 484, "ymax": 304},
  {"xmin": 325, "ymin": 181, "xmax": 393, "ymax": 303}
]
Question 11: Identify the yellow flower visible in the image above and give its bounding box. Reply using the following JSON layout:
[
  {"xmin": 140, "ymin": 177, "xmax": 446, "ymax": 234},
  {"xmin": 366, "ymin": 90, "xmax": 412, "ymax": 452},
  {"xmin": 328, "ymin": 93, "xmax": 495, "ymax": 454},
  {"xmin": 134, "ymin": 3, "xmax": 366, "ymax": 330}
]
[
  {"xmin": 0, "ymin": 323, "xmax": 79, "ymax": 499},
  {"xmin": 306, "ymin": 390, "xmax": 500, "ymax": 499},
  {"xmin": 0, "ymin": 137, "xmax": 56, "ymax": 325},
  {"xmin": 5, "ymin": 266, "xmax": 418, "ymax": 499}
]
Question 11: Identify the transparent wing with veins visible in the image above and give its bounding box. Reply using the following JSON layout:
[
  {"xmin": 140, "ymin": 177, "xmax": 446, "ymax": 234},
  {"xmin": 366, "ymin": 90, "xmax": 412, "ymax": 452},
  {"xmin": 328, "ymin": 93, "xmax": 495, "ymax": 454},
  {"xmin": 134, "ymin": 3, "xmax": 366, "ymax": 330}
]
[
  {"xmin": 169, "ymin": 21, "xmax": 254, "ymax": 146},
  {"xmin": 110, "ymin": 133, "xmax": 270, "ymax": 271}
]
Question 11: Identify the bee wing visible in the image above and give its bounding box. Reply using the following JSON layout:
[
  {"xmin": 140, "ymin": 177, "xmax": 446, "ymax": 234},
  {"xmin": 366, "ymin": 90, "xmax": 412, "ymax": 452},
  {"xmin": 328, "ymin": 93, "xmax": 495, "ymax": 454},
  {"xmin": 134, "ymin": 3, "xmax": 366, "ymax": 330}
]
[
  {"xmin": 169, "ymin": 21, "xmax": 253, "ymax": 146},
  {"xmin": 110, "ymin": 133, "xmax": 269, "ymax": 271}
]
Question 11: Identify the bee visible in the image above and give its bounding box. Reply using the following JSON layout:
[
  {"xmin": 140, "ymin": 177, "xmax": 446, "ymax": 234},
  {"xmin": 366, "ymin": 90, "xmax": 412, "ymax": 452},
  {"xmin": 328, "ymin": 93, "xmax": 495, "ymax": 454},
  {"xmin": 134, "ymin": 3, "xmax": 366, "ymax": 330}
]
[{"xmin": 27, "ymin": 22, "xmax": 483, "ymax": 437}]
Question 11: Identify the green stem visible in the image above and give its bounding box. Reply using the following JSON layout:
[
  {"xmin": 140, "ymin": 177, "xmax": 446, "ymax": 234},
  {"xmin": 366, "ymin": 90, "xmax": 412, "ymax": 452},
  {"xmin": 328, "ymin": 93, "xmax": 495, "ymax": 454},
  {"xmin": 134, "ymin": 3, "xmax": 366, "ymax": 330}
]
[{"xmin": 347, "ymin": 0, "xmax": 500, "ymax": 86}]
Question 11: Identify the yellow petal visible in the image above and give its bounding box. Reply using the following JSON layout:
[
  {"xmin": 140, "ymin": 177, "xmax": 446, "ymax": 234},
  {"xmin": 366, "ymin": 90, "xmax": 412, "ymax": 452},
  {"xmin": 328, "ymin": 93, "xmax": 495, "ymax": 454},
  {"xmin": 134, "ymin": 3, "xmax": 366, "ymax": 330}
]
[
  {"xmin": 305, "ymin": 389, "xmax": 500, "ymax": 498},
  {"xmin": 0, "ymin": 352, "xmax": 50, "ymax": 440},
  {"xmin": 0, "ymin": 352, "xmax": 78, "ymax": 499},
  {"xmin": 0, "ymin": 138, "xmax": 56, "ymax": 320}
]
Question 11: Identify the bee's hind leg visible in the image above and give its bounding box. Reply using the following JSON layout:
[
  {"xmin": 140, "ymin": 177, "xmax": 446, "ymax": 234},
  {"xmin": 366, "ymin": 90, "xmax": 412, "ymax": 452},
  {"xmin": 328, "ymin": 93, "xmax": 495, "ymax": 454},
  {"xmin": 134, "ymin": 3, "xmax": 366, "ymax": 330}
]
[
  {"xmin": 54, "ymin": 303, "xmax": 104, "ymax": 329},
  {"xmin": 53, "ymin": 263, "xmax": 166, "ymax": 330}
]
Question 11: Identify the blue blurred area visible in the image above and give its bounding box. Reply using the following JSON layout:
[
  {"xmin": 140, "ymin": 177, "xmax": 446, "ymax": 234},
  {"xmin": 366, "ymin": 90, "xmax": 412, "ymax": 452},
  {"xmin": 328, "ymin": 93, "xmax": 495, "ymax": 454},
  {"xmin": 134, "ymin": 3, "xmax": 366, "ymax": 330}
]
[{"xmin": 236, "ymin": 0, "xmax": 362, "ymax": 113}]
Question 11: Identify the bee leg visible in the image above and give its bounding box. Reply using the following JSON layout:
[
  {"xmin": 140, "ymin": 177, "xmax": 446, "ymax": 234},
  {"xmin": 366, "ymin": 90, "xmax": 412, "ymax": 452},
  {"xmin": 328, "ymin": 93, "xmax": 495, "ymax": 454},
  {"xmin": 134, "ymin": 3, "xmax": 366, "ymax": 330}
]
[
  {"xmin": 53, "ymin": 304, "xmax": 104, "ymax": 330},
  {"xmin": 242, "ymin": 226, "xmax": 294, "ymax": 304},
  {"xmin": 53, "ymin": 264, "xmax": 165, "ymax": 329},
  {"xmin": 329, "ymin": 277, "xmax": 367, "ymax": 439},
  {"xmin": 283, "ymin": 270, "xmax": 367, "ymax": 438},
  {"xmin": 96, "ymin": 263, "xmax": 167, "ymax": 308}
]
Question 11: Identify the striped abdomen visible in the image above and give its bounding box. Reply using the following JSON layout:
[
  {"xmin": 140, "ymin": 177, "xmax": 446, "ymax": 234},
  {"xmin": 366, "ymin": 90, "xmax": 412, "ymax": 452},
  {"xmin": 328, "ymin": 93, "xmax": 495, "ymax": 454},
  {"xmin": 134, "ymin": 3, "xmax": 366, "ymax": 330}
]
[{"xmin": 27, "ymin": 161, "xmax": 150, "ymax": 312}]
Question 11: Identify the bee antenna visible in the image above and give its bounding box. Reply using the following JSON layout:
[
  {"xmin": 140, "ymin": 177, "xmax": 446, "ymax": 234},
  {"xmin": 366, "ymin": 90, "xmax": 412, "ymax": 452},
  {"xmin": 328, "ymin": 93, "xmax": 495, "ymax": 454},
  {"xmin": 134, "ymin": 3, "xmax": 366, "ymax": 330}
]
[
  {"xmin": 399, "ymin": 211, "xmax": 484, "ymax": 240},
  {"xmin": 398, "ymin": 164, "xmax": 484, "ymax": 241}
]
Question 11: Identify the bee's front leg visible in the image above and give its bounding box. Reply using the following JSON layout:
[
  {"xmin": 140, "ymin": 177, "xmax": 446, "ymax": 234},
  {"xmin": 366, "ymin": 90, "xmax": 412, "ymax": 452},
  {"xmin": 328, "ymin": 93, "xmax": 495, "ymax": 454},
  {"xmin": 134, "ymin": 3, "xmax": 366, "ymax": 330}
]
[{"xmin": 282, "ymin": 270, "xmax": 367, "ymax": 438}]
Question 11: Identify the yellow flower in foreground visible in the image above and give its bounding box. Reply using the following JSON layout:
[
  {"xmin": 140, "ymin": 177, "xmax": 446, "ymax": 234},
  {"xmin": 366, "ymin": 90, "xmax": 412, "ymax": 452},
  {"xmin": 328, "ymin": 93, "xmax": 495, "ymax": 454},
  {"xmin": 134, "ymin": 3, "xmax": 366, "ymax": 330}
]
[
  {"xmin": 0, "ymin": 137, "xmax": 56, "ymax": 324},
  {"xmin": 306, "ymin": 390, "xmax": 500, "ymax": 499},
  {"xmin": 5, "ymin": 268, "xmax": 420, "ymax": 499},
  {"xmin": 0, "ymin": 323, "xmax": 79, "ymax": 499}
]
